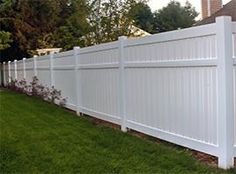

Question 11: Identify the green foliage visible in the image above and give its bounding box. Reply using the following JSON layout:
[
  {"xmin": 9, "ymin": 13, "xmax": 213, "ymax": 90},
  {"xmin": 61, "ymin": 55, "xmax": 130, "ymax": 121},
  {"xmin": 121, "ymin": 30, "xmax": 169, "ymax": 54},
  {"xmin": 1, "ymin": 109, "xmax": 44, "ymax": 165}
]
[
  {"xmin": 0, "ymin": 0, "xmax": 199, "ymax": 61},
  {"xmin": 52, "ymin": 0, "xmax": 90, "ymax": 50},
  {"xmin": 0, "ymin": 0, "xmax": 88, "ymax": 60},
  {"xmin": 1, "ymin": 89, "xmax": 235, "ymax": 173},
  {"xmin": 53, "ymin": 26, "xmax": 79, "ymax": 51},
  {"xmin": 129, "ymin": 1, "xmax": 154, "ymax": 33},
  {"xmin": 153, "ymin": 1, "xmax": 199, "ymax": 33},
  {"xmin": 1, "ymin": 0, "xmax": 138, "ymax": 58},
  {"xmin": 85, "ymin": 0, "xmax": 136, "ymax": 45},
  {"xmin": 0, "ymin": 31, "xmax": 12, "ymax": 50}
]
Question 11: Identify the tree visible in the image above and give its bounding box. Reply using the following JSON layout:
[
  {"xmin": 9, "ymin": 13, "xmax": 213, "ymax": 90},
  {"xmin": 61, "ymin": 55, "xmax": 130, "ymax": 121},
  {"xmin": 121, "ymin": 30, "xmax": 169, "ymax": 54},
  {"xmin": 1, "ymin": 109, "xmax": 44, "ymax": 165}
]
[
  {"xmin": 85, "ymin": 0, "xmax": 138, "ymax": 45},
  {"xmin": 0, "ymin": 0, "xmax": 88, "ymax": 61},
  {"xmin": 52, "ymin": 0, "xmax": 90, "ymax": 50},
  {"xmin": 128, "ymin": 1, "xmax": 154, "ymax": 33},
  {"xmin": 153, "ymin": 1, "xmax": 198, "ymax": 33},
  {"xmin": 0, "ymin": 0, "xmax": 150, "ymax": 61},
  {"xmin": 0, "ymin": 0, "xmax": 35, "ymax": 61},
  {"xmin": 0, "ymin": 31, "xmax": 12, "ymax": 50}
]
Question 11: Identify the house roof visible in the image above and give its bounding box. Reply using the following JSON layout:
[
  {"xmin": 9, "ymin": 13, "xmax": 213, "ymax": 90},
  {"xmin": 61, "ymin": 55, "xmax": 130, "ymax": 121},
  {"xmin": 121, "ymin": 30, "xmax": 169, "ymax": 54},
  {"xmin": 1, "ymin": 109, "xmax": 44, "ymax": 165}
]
[
  {"xmin": 129, "ymin": 25, "xmax": 151, "ymax": 38},
  {"xmin": 36, "ymin": 48, "xmax": 62, "ymax": 56},
  {"xmin": 196, "ymin": 0, "xmax": 236, "ymax": 25}
]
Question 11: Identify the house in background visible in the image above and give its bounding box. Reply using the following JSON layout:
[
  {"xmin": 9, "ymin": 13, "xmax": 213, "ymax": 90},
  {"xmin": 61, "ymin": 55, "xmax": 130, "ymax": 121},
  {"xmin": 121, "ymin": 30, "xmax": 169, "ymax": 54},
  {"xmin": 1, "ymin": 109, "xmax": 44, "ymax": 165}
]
[
  {"xmin": 129, "ymin": 25, "xmax": 151, "ymax": 38},
  {"xmin": 201, "ymin": 0, "xmax": 223, "ymax": 19},
  {"xmin": 197, "ymin": 0, "xmax": 236, "ymax": 25},
  {"xmin": 36, "ymin": 48, "xmax": 62, "ymax": 56}
]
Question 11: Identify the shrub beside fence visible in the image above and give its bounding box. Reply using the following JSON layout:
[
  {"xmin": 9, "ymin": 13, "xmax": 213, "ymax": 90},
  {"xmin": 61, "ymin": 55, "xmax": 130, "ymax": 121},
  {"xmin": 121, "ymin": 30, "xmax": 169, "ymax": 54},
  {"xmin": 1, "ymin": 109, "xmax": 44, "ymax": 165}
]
[{"xmin": 1, "ymin": 16, "xmax": 236, "ymax": 169}]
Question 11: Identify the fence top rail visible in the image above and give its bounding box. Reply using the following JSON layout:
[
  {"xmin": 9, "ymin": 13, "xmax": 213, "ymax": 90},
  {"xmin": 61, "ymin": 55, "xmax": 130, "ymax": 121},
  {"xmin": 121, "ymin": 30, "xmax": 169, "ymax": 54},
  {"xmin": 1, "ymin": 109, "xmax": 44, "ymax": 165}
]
[
  {"xmin": 17, "ymin": 60, "xmax": 23, "ymax": 63},
  {"xmin": 14, "ymin": 17, "xmax": 235, "ymax": 63},
  {"xmin": 23, "ymin": 54, "xmax": 49, "ymax": 63},
  {"xmin": 125, "ymin": 23, "xmax": 216, "ymax": 48},
  {"xmin": 35, "ymin": 54, "xmax": 50, "ymax": 61},
  {"xmin": 53, "ymin": 50, "xmax": 74, "ymax": 59},
  {"xmin": 80, "ymin": 41, "xmax": 118, "ymax": 55},
  {"xmin": 24, "ymin": 58, "xmax": 34, "ymax": 62}
]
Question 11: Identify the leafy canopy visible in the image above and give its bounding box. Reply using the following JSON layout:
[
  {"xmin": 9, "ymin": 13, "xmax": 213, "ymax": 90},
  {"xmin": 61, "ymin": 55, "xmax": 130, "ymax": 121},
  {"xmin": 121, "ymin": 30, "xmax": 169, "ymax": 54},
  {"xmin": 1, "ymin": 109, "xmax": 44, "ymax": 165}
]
[
  {"xmin": 0, "ymin": 0, "xmax": 139, "ymax": 61},
  {"xmin": 0, "ymin": 31, "xmax": 12, "ymax": 50},
  {"xmin": 0, "ymin": 0, "xmax": 199, "ymax": 62},
  {"xmin": 129, "ymin": 1, "xmax": 154, "ymax": 33},
  {"xmin": 153, "ymin": 1, "xmax": 198, "ymax": 32},
  {"xmin": 0, "ymin": 0, "xmax": 89, "ymax": 61}
]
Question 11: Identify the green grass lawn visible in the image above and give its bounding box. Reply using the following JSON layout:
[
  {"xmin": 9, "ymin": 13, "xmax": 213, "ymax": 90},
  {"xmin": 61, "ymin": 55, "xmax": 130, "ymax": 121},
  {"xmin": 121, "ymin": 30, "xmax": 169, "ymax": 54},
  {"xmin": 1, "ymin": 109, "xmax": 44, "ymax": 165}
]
[{"xmin": 0, "ymin": 89, "xmax": 235, "ymax": 174}]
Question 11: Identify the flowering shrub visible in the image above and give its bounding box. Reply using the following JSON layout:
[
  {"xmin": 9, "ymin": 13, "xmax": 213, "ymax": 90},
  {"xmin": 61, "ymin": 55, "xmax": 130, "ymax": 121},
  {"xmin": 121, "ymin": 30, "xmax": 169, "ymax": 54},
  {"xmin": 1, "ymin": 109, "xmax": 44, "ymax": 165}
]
[{"xmin": 6, "ymin": 76, "xmax": 67, "ymax": 107}]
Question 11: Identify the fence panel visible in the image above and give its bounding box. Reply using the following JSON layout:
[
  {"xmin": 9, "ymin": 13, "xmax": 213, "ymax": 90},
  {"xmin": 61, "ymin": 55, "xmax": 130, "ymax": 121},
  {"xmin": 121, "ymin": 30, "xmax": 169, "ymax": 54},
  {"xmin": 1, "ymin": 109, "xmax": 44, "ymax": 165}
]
[
  {"xmin": 234, "ymin": 62, "xmax": 236, "ymax": 156},
  {"xmin": 16, "ymin": 60, "xmax": 24, "ymax": 81},
  {"xmin": 36, "ymin": 55, "xmax": 51, "ymax": 87},
  {"xmin": 25, "ymin": 59, "xmax": 34, "ymax": 83},
  {"xmin": 124, "ymin": 25, "xmax": 218, "ymax": 155},
  {"xmin": 233, "ymin": 22, "xmax": 236, "ymax": 157},
  {"xmin": 3, "ymin": 63, "xmax": 8, "ymax": 86},
  {"xmin": 79, "ymin": 42, "xmax": 121, "ymax": 124},
  {"xmin": 54, "ymin": 50, "xmax": 77, "ymax": 110},
  {"xmin": 10, "ymin": 62, "xmax": 15, "ymax": 80}
]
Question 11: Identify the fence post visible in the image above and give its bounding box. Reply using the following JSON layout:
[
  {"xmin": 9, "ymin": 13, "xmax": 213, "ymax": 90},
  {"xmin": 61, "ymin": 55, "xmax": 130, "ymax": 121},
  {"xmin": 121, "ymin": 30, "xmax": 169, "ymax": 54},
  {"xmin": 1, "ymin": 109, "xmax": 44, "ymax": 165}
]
[
  {"xmin": 14, "ymin": 60, "xmax": 17, "ymax": 80},
  {"xmin": 33, "ymin": 55, "xmax": 37, "ymax": 77},
  {"xmin": 216, "ymin": 16, "xmax": 234, "ymax": 169},
  {"xmin": 3, "ymin": 62, "xmax": 5, "ymax": 86},
  {"xmin": 23, "ymin": 58, "xmax": 26, "ymax": 79},
  {"xmin": 74, "ymin": 46, "xmax": 82, "ymax": 115},
  {"xmin": 118, "ymin": 36, "xmax": 127, "ymax": 132},
  {"xmin": 50, "ymin": 52, "xmax": 54, "ymax": 87},
  {"xmin": 8, "ymin": 61, "xmax": 11, "ymax": 83}
]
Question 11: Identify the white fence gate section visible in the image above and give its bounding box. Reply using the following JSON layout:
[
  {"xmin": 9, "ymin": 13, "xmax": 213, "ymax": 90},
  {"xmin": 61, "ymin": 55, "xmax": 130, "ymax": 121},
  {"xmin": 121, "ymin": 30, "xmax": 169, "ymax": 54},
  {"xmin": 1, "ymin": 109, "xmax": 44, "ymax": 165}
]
[{"xmin": 1, "ymin": 16, "xmax": 236, "ymax": 169}]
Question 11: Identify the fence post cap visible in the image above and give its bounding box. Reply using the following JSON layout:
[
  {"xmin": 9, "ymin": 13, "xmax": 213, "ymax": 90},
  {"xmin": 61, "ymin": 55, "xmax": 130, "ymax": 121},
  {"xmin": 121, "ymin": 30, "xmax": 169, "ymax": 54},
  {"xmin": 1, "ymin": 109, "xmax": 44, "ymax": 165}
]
[
  {"xmin": 14, "ymin": 59, "xmax": 17, "ymax": 62},
  {"xmin": 33, "ymin": 55, "xmax": 38, "ymax": 58},
  {"xmin": 3, "ymin": 62, "xmax": 5, "ymax": 64},
  {"xmin": 8, "ymin": 61, "xmax": 11, "ymax": 63},
  {"xmin": 74, "ymin": 47, "xmax": 80, "ymax": 55},
  {"xmin": 23, "ymin": 58, "xmax": 26, "ymax": 60}
]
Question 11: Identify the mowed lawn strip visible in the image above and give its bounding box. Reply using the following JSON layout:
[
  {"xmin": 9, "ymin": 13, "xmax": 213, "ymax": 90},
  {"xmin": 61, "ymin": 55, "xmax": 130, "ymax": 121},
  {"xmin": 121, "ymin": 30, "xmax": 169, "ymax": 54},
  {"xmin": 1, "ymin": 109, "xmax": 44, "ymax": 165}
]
[{"xmin": 0, "ymin": 89, "xmax": 235, "ymax": 174}]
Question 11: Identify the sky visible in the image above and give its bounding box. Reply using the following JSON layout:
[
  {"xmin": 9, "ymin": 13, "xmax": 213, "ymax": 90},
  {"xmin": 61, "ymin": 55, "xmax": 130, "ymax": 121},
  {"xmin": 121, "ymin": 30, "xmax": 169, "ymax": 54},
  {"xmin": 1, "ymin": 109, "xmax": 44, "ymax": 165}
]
[{"xmin": 148, "ymin": 0, "xmax": 231, "ymax": 19}]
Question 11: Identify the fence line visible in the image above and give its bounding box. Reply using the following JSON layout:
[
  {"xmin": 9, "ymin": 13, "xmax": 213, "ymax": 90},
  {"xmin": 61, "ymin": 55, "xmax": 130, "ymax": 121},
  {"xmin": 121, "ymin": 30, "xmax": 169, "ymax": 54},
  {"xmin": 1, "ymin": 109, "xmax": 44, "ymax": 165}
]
[{"xmin": 1, "ymin": 16, "xmax": 236, "ymax": 169}]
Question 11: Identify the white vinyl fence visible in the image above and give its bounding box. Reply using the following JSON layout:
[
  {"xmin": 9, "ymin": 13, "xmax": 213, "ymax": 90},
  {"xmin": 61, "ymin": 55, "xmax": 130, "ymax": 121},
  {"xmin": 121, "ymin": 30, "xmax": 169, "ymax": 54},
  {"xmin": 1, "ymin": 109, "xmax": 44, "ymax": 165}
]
[{"xmin": 2, "ymin": 16, "xmax": 236, "ymax": 169}]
